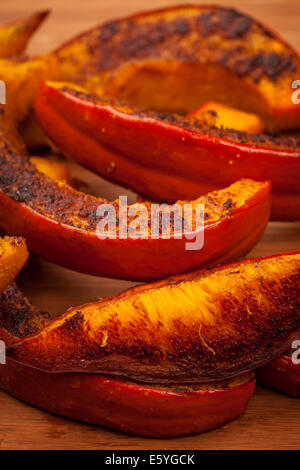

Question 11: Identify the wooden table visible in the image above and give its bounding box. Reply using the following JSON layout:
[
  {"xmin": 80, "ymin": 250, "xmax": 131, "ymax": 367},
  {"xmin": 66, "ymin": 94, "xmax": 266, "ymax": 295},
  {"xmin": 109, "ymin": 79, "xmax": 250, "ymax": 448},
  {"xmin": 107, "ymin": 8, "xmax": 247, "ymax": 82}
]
[{"xmin": 0, "ymin": 0, "xmax": 300, "ymax": 450}]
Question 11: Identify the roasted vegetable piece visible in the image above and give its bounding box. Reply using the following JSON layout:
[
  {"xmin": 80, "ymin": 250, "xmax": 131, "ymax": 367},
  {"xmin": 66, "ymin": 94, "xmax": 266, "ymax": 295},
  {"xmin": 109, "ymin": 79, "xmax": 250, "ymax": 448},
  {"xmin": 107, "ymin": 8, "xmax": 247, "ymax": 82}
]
[
  {"xmin": 0, "ymin": 137, "xmax": 271, "ymax": 280},
  {"xmin": 35, "ymin": 82, "xmax": 299, "ymax": 221},
  {"xmin": 0, "ymin": 283, "xmax": 255, "ymax": 438},
  {"xmin": 188, "ymin": 102, "xmax": 265, "ymax": 134},
  {"xmin": 3, "ymin": 5, "xmax": 300, "ymax": 147},
  {"xmin": 0, "ymin": 237, "xmax": 28, "ymax": 294},
  {"xmin": 256, "ymin": 346, "xmax": 300, "ymax": 397},
  {"xmin": 54, "ymin": 5, "xmax": 300, "ymax": 132},
  {"xmin": 0, "ymin": 51, "xmax": 270, "ymax": 280},
  {"xmin": 0, "ymin": 11, "xmax": 49, "ymax": 58},
  {"xmin": 9, "ymin": 252, "xmax": 300, "ymax": 383}
]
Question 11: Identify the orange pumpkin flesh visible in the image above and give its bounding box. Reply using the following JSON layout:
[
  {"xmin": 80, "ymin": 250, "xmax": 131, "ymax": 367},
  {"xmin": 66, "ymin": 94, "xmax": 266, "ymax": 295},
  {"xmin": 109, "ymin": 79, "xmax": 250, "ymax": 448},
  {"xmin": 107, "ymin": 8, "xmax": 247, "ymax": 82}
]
[{"xmin": 188, "ymin": 101, "xmax": 265, "ymax": 134}]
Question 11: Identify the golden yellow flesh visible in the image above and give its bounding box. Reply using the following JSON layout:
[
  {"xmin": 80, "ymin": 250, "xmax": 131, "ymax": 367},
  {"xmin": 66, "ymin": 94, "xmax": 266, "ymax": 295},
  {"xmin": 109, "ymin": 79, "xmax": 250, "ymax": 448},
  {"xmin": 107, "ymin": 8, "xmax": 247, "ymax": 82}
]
[{"xmin": 0, "ymin": 237, "xmax": 28, "ymax": 293}]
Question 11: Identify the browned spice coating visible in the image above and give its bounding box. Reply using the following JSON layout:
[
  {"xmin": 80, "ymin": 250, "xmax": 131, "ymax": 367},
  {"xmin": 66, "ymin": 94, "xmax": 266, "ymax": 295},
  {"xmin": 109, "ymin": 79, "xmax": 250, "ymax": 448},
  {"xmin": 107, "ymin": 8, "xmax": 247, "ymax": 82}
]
[
  {"xmin": 0, "ymin": 123, "xmax": 262, "ymax": 234},
  {"xmin": 62, "ymin": 87, "xmax": 300, "ymax": 152},
  {"xmin": 65, "ymin": 6, "xmax": 297, "ymax": 83},
  {"xmin": 0, "ymin": 283, "xmax": 51, "ymax": 339}
]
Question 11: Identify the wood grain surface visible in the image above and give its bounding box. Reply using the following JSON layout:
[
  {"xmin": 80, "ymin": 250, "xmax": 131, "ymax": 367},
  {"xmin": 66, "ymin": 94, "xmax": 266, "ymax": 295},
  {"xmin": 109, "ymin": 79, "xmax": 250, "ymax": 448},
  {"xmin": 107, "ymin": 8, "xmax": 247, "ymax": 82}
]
[{"xmin": 0, "ymin": 0, "xmax": 300, "ymax": 450}]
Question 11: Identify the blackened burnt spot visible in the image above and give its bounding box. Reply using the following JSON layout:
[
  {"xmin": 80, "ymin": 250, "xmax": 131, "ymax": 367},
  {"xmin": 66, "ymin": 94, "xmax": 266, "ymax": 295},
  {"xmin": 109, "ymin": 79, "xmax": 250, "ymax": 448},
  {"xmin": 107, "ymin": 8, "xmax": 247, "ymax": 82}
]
[
  {"xmin": 263, "ymin": 52, "xmax": 281, "ymax": 79},
  {"xmin": 0, "ymin": 283, "xmax": 51, "ymax": 338},
  {"xmin": 263, "ymin": 52, "xmax": 295, "ymax": 79},
  {"xmin": 218, "ymin": 8, "xmax": 240, "ymax": 31},
  {"xmin": 0, "ymin": 148, "xmax": 104, "ymax": 231},
  {"xmin": 117, "ymin": 33, "xmax": 154, "ymax": 59},
  {"xmin": 196, "ymin": 12, "xmax": 214, "ymax": 37},
  {"xmin": 58, "ymin": 311, "xmax": 84, "ymax": 336},
  {"xmin": 218, "ymin": 49, "xmax": 297, "ymax": 82},
  {"xmin": 99, "ymin": 21, "xmax": 119, "ymax": 42},
  {"xmin": 173, "ymin": 18, "xmax": 190, "ymax": 34},
  {"xmin": 196, "ymin": 8, "xmax": 252, "ymax": 39},
  {"xmin": 262, "ymin": 28, "xmax": 275, "ymax": 39},
  {"xmin": 151, "ymin": 22, "xmax": 169, "ymax": 43},
  {"xmin": 223, "ymin": 198, "xmax": 234, "ymax": 209},
  {"xmin": 227, "ymin": 16, "xmax": 251, "ymax": 39}
]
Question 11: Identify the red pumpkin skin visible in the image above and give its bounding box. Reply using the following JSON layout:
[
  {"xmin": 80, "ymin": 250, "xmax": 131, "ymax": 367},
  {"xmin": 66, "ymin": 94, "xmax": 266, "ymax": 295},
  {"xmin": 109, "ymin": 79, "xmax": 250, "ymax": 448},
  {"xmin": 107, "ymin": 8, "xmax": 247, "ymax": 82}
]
[
  {"xmin": 35, "ymin": 82, "xmax": 299, "ymax": 221},
  {"xmin": 257, "ymin": 354, "xmax": 300, "ymax": 397},
  {"xmin": 0, "ymin": 178, "xmax": 270, "ymax": 281},
  {"xmin": 0, "ymin": 358, "xmax": 255, "ymax": 438}
]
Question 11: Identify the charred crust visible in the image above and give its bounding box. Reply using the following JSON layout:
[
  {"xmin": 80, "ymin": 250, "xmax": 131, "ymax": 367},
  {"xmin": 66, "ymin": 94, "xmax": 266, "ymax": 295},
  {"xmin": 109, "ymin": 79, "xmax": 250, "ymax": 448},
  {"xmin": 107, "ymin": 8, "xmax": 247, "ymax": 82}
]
[
  {"xmin": 58, "ymin": 311, "xmax": 84, "ymax": 336},
  {"xmin": 62, "ymin": 87, "xmax": 300, "ymax": 151},
  {"xmin": 98, "ymin": 21, "xmax": 119, "ymax": 42},
  {"xmin": 0, "ymin": 140, "xmax": 102, "ymax": 231},
  {"xmin": 73, "ymin": 6, "xmax": 298, "ymax": 82},
  {"xmin": 0, "ymin": 283, "xmax": 51, "ymax": 339},
  {"xmin": 173, "ymin": 18, "xmax": 190, "ymax": 35},
  {"xmin": 0, "ymin": 123, "xmax": 258, "ymax": 236}
]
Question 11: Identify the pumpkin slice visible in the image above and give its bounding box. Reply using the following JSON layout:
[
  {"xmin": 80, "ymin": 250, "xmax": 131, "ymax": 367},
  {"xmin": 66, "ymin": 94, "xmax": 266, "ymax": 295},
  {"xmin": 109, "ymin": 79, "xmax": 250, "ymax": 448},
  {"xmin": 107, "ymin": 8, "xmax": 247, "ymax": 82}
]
[
  {"xmin": 0, "ymin": 284, "xmax": 255, "ymax": 438},
  {"xmin": 35, "ymin": 81, "xmax": 298, "ymax": 221},
  {"xmin": 54, "ymin": 5, "xmax": 300, "ymax": 131},
  {"xmin": 9, "ymin": 251, "xmax": 300, "ymax": 383}
]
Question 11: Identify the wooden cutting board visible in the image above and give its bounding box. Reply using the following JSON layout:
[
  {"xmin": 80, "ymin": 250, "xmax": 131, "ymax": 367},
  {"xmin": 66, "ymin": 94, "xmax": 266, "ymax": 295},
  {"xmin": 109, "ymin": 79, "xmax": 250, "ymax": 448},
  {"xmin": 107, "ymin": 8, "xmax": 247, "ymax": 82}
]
[{"xmin": 0, "ymin": 0, "xmax": 300, "ymax": 450}]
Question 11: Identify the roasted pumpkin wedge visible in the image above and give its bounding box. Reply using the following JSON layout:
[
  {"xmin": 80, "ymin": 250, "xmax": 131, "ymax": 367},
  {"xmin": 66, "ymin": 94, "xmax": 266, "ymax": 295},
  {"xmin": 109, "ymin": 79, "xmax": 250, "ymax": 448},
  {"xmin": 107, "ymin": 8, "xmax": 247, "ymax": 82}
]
[
  {"xmin": 53, "ymin": 5, "xmax": 300, "ymax": 132},
  {"xmin": 0, "ymin": 53, "xmax": 270, "ymax": 280},
  {"xmin": 0, "ymin": 284, "xmax": 255, "ymax": 438},
  {"xmin": 35, "ymin": 82, "xmax": 299, "ymax": 221},
  {"xmin": 188, "ymin": 101, "xmax": 265, "ymax": 134},
  {"xmin": 0, "ymin": 11, "xmax": 49, "ymax": 58},
  {"xmin": 256, "ymin": 345, "xmax": 300, "ymax": 397},
  {"xmin": 2, "ymin": 5, "xmax": 300, "ymax": 148},
  {"xmin": 0, "ymin": 130, "xmax": 270, "ymax": 279},
  {"xmin": 8, "ymin": 252, "xmax": 300, "ymax": 383}
]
